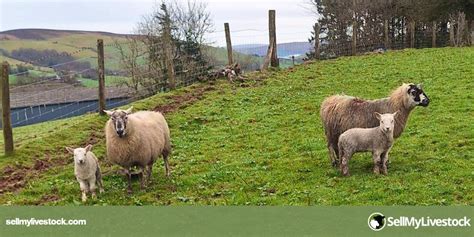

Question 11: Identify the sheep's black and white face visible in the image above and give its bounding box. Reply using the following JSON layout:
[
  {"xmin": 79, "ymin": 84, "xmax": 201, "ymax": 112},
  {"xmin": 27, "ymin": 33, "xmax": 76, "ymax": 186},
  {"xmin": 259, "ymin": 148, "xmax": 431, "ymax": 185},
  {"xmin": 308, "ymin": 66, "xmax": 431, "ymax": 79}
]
[
  {"xmin": 104, "ymin": 107, "xmax": 133, "ymax": 138},
  {"xmin": 407, "ymin": 84, "xmax": 430, "ymax": 107}
]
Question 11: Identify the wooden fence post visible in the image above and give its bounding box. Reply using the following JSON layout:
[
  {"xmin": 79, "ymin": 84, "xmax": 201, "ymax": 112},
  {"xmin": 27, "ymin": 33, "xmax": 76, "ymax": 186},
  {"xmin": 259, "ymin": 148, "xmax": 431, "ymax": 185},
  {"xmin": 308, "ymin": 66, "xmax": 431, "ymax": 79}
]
[
  {"xmin": 1, "ymin": 62, "xmax": 13, "ymax": 155},
  {"xmin": 224, "ymin": 23, "xmax": 233, "ymax": 66},
  {"xmin": 432, "ymin": 21, "xmax": 437, "ymax": 48},
  {"xmin": 269, "ymin": 10, "xmax": 279, "ymax": 67},
  {"xmin": 384, "ymin": 19, "xmax": 390, "ymax": 49},
  {"xmin": 97, "ymin": 39, "xmax": 106, "ymax": 115},
  {"xmin": 410, "ymin": 21, "xmax": 415, "ymax": 48},
  {"xmin": 314, "ymin": 23, "xmax": 320, "ymax": 59},
  {"xmin": 352, "ymin": 20, "xmax": 357, "ymax": 55}
]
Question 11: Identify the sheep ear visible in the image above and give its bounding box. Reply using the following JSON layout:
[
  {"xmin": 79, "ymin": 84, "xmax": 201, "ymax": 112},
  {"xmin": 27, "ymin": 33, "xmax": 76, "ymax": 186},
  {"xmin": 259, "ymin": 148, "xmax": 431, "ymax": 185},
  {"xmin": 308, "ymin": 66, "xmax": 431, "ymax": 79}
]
[
  {"xmin": 85, "ymin": 144, "xmax": 93, "ymax": 152},
  {"xmin": 65, "ymin": 147, "xmax": 74, "ymax": 154},
  {"xmin": 393, "ymin": 111, "xmax": 399, "ymax": 118},
  {"xmin": 104, "ymin": 110, "xmax": 114, "ymax": 116},
  {"xmin": 374, "ymin": 112, "xmax": 382, "ymax": 120},
  {"xmin": 125, "ymin": 106, "xmax": 133, "ymax": 114}
]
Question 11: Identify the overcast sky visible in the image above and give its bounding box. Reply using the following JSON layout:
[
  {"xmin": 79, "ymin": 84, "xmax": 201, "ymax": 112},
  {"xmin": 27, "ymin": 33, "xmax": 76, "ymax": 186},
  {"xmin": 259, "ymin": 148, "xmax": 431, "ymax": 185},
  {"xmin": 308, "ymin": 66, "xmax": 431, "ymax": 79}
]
[{"xmin": 0, "ymin": 0, "xmax": 317, "ymax": 46}]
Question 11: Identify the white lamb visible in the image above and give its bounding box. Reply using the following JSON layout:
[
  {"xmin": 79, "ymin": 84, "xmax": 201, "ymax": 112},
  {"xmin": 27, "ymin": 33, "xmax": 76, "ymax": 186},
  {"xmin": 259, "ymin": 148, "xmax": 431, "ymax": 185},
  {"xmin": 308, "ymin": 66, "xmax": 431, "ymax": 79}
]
[
  {"xmin": 338, "ymin": 111, "xmax": 398, "ymax": 176},
  {"xmin": 66, "ymin": 144, "xmax": 104, "ymax": 202}
]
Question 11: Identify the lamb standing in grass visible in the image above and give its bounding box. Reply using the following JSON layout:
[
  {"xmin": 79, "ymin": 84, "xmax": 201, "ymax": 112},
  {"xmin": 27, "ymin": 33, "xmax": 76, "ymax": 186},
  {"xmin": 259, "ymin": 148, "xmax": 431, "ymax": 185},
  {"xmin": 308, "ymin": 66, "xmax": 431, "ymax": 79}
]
[
  {"xmin": 338, "ymin": 112, "xmax": 398, "ymax": 176},
  {"xmin": 66, "ymin": 144, "xmax": 104, "ymax": 202},
  {"xmin": 104, "ymin": 107, "xmax": 171, "ymax": 194},
  {"xmin": 320, "ymin": 83, "xmax": 430, "ymax": 167}
]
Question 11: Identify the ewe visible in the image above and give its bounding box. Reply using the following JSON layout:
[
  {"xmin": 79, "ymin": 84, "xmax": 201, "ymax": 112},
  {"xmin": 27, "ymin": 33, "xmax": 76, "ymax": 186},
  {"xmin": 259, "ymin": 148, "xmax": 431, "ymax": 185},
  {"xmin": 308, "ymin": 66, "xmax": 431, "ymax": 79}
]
[
  {"xmin": 338, "ymin": 112, "xmax": 398, "ymax": 176},
  {"xmin": 320, "ymin": 83, "xmax": 429, "ymax": 167},
  {"xmin": 66, "ymin": 144, "xmax": 104, "ymax": 202},
  {"xmin": 104, "ymin": 107, "xmax": 171, "ymax": 194}
]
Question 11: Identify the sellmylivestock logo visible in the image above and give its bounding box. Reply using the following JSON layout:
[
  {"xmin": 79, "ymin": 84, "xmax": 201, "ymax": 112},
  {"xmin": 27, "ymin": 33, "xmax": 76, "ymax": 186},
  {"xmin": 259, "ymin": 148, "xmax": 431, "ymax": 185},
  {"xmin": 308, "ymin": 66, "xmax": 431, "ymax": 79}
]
[
  {"xmin": 368, "ymin": 213, "xmax": 471, "ymax": 231},
  {"xmin": 368, "ymin": 213, "xmax": 386, "ymax": 231}
]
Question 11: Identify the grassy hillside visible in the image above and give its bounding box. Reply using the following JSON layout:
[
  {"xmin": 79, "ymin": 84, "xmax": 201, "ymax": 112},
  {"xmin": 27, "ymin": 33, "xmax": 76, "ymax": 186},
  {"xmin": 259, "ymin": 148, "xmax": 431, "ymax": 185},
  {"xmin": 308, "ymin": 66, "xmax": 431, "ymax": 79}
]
[
  {"xmin": 0, "ymin": 47, "xmax": 472, "ymax": 206},
  {"xmin": 1, "ymin": 29, "xmax": 264, "ymax": 73},
  {"xmin": 1, "ymin": 30, "xmax": 127, "ymax": 71}
]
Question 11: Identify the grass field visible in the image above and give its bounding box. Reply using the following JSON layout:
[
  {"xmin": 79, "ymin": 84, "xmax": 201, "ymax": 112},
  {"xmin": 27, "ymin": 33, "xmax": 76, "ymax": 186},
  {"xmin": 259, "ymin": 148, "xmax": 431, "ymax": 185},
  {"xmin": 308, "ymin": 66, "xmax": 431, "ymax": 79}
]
[
  {"xmin": 0, "ymin": 47, "xmax": 472, "ymax": 206},
  {"xmin": 80, "ymin": 76, "xmax": 129, "ymax": 88}
]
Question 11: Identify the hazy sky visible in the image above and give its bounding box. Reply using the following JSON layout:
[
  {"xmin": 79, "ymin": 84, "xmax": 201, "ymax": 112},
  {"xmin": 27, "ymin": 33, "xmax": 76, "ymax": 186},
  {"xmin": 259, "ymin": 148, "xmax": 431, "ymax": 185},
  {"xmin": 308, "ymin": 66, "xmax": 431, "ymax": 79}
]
[{"xmin": 0, "ymin": 0, "xmax": 317, "ymax": 46}]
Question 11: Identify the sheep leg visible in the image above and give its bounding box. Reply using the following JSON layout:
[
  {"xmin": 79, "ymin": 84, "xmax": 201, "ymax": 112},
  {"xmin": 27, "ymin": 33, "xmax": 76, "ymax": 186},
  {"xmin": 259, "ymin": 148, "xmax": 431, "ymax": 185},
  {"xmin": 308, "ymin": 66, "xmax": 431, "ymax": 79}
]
[
  {"xmin": 381, "ymin": 151, "xmax": 389, "ymax": 175},
  {"xmin": 146, "ymin": 163, "xmax": 153, "ymax": 185},
  {"xmin": 78, "ymin": 180, "xmax": 88, "ymax": 202},
  {"xmin": 340, "ymin": 150, "xmax": 351, "ymax": 176},
  {"xmin": 125, "ymin": 168, "xmax": 133, "ymax": 194},
  {"xmin": 328, "ymin": 143, "xmax": 338, "ymax": 167},
  {"xmin": 89, "ymin": 176, "xmax": 97, "ymax": 200},
  {"xmin": 140, "ymin": 166, "xmax": 148, "ymax": 189},
  {"xmin": 163, "ymin": 154, "xmax": 170, "ymax": 177},
  {"xmin": 95, "ymin": 166, "xmax": 104, "ymax": 194},
  {"xmin": 372, "ymin": 151, "xmax": 382, "ymax": 175}
]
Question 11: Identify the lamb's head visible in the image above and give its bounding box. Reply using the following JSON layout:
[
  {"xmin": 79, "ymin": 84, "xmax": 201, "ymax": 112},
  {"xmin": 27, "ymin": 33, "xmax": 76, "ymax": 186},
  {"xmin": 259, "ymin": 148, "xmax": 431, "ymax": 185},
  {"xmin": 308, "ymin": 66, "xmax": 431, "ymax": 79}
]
[
  {"xmin": 104, "ymin": 107, "xmax": 133, "ymax": 138},
  {"xmin": 375, "ymin": 111, "xmax": 398, "ymax": 133},
  {"xmin": 66, "ymin": 144, "xmax": 92, "ymax": 165},
  {"xmin": 406, "ymin": 84, "xmax": 430, "ymax": 107}
]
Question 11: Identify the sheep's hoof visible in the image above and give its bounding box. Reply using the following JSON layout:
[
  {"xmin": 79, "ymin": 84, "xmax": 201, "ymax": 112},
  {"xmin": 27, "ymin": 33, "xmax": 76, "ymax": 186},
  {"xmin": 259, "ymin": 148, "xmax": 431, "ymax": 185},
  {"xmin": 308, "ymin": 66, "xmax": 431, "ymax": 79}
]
[
  {"xmin": 331, "ymin": 160, "xmax": 339, "ymax": 168},
  {"xmin": 127, "ymin": 189, "xmax": 133, "ymax": 195},
  {"xmin": 81, "ymin": 194, "xmax": 87, "ymax": 203},
  {"xmin": 373, "ymin": 169, "xmax": 381, "ymax": 175},
  {"xmin": 91, "ymin": 192, "xmax": 97, "ymax": 200},
  {"xmin": 99, "ymin": 188, "xmax": 104, "ymax": 194}
]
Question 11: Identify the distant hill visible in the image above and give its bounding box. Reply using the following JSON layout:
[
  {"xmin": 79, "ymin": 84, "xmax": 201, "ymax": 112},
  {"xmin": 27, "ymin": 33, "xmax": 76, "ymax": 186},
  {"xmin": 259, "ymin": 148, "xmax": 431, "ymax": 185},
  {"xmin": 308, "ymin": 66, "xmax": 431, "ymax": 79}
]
[
  {"xmin": 0, "ymin": 28, "xmax": 263, "ymax": 72},
  {"xmin": 0, "ymin": 29, "xmax": 128, "ymax": 40},
  {"xmin": 0, "ymin": 29, "xmax": 130, "ymax": 71},
  {"xmin": 233, "ymin": 42, "xmax": 312, "ymax": 58}
]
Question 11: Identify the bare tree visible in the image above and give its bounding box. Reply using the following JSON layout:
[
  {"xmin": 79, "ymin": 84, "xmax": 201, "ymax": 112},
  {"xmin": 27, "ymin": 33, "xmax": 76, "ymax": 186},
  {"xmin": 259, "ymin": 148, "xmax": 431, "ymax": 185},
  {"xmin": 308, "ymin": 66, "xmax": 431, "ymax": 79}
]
[
  {"xmin": 171, "ymin": 0, "xmax": 213, "ymax": 45},
  {"xmin": 115, "ymin": 36, "xmax": 146, "ymax": 93},
  {"xmin": 117, "ymin": 0, "xmax": 213, "ymax": 95}
]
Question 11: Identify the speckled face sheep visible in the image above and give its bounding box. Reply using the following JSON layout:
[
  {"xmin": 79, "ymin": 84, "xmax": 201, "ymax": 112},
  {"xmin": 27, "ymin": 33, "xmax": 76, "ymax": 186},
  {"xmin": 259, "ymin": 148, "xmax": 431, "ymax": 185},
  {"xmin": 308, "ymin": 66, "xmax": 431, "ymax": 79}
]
[
  {"xmin": 320, "ymin": 83, "xmax": 429, "ymax": 167},
  {"xmin": 66, "ymin": 144, "xmax": 104, "ymax": 202},
  {"xmin": 338, "ymin": 112, "xmax": 398, "ymax": 176},
  {"xmin": 104, "ymin": 107, "xmax": 171, "ymax": 194}
]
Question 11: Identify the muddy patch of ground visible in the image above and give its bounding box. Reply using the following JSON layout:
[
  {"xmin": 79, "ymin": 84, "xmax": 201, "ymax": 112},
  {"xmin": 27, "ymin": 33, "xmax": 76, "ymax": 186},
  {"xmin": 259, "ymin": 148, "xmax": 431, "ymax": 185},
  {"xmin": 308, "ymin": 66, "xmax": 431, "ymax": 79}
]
[
  {"xmin": 154, "ymin": 86, "xmax": 216, "ymax": 114},
  {"xmin": 0, "ymin": 155, "xmax": 67, "ymax": 195}
]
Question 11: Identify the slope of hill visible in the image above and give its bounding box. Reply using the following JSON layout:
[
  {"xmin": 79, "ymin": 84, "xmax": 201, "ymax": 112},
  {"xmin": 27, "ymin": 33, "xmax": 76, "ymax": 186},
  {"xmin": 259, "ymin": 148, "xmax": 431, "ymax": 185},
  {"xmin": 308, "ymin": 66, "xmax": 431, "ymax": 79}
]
[
  {"xmin": 0, "ymin": 29, "xmax": 128, "ymax": 40},
  {"xmin": 0, "ymin": 28, "xmax": 263, "ymax": 72},
  {"xmin": 0, "ymin": 29, "xmax": 129, "ymax": 71},
  {"xmin": 0, "ymin": 47, "xmax": 472, "ymax": 206}
]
